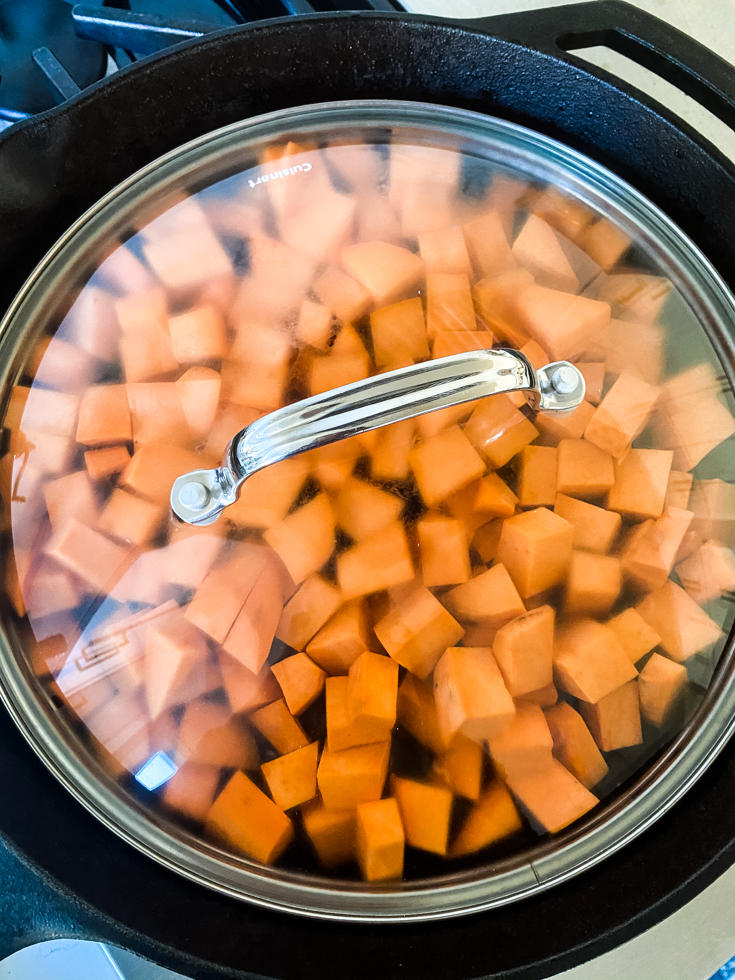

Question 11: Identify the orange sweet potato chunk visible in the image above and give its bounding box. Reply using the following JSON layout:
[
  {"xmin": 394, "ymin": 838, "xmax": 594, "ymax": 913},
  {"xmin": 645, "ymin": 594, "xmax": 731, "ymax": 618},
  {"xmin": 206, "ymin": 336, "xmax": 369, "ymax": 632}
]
[
  {"xmin": 512, "ymin": 214, "xmax": 579, "ymax": 293},
  {"xmin": 564, "ymin": 550, "xmax": 621, "ymax": 618},
  {"xmin": 317, "ymin": 740, "xmax": 391, "ymax": 810},
  {"xmin": 301, "ymin": 801, "xmax": 356, "ymax": 868},
  {"xmin": 517, "ymin": 446, "xmax": 558, "ymax": 509},
  {"xmin": 326, "ymin": 675, "xmax": 391, "ymax": 752},
  {"xmin": 391, "ymin": 775, "xmax": 453, "ymax": 855},
  {"xmin": 636, "ymin": 579, "xmax": 723, "ymax": 662},
  {"xmin": 297, "ymin": 300, "xmax": 333, "ymax": 351},
  {"xmin": 408, "ymin": 425, "xmax": 485, "ymax": 507},
  {"xmin": 356, "ymin": 797, "xmax": 404, "ymax": 881},
  {"xmin": 545, "ymin": 702, "xmax": 608, "ymax": 790},
  {"xmin": 464, "ymin": 395, "xmax": 539, "ymax": 469},
  {"xmin": 426, "ymin": 272, "xmax": 476, "ymax": 337},
  {"xmin": 226, "ymin": 457, "xmax": 309, "ymax": 531},
  {"xmin": 417, "ymin": 516, "xmax": 471, "ymax": 587},
  {"xmin": 606, "ymin": 607, "xmax": 661, "ymax": 664},
  {"xmin": 665, "ymin": 470, "xmax": 693, "ymax": 510},
  {"xmin": 175, "ymin": 366, "xmax": 221, "ymax": 442},
  {"xmin": 505, "ymin": 757, "xmax": 598, "ymax": 834},
  {"xmin": 622, "ymin": 506, "xmax": 694, "ymax": 591},
  {"xmin": 371, "ymin": 420, "xmax": 415, "ymax": 481},
  {"xmin": 341, "ymin": 240, "xmax": 424, "ymax": 306},
  {"xmin": 553, "ymin": 493, "xmax": 621, "ymax": 554},
  {"xmin": 313, "ymin": 266, "xmax": 371, "ymax": 322},
  {"xmin": 434, "ymin": 733, "xmax": 483, "ymax": 800},
  {"xmin": 370, "ymin": 297, "xmax": 429, "ymax": 369},
  {"xmin": 126, "ymin": 381, "xmax": 195, "ymax": 449},
  {"xmin": 205, "ymin": 770, "xmax": 294, "ymax": 864},
  {"xmin": 97, "ymin": 488, "xmax": 164, "ymax": 546},
  {"xmin": 676, "ymin": 538, "xmax": 735, "ymax": 605},
  {"xmin": 44, "ymin": 469, "xmax": 100, "ymax": 531},
  {"xmin": 487, "ymin": 702, "xmax": 554, "ymax": 779},
  {"xmin": 443, "ymin": 563, "xmax": 526, "ymax": 631},
  {"xmin": 375, "ymin": 585, "xmax": 464, "ymax": 679},
  {"xmin": 579, "ymin": 218, "xmax": 631, "ymax": 269},
  {"xmin": 607, "ymin": 449, "xmax": 673, "ymax": 521},
  {"xmin": 553, "ymin": 619, "xmax": 637, "ymax": 703},
  {"xmin": 46, "ymin": 518, "xmax": 131, "ymax": 594},
  {"xmin": 76, "ymin": 384, "xmax": 132, "ymax": 446},
  {"xmin": 535, "ymin": 400, "xmax": 596, "ymax": 447},
  {"xmin": 348, "ymin": 651, "xmax": 399, "ymax": 737},
  {"xmin": 463, "ymin": 211, "xmax": 515, "ymax": 279},
  {"xmin": 514, "ymin": 286, "xmax": 610, "ymax": 362},
  {"xmin": 272, "ymin": 653, "xmax": 327, "ymax": 715},
  {"xmin": 169, "ymin": 305, "xmax": 228, "ymax": 365},
  {"xmin": 578, "ymin": 680, "xmax": 642, "ymax": 752},
  {"xmin": 334, "ymin": 477, "xmax": 403, "ymax": 542},
  {"xmin": 337, "ymin": 523, "xmax": 414, "ymax": 600},
  {"xmin": 397, "ymin": 672, "xmax": 444, "ymax": 755},
  {"xmin": 116, "ymin": 290, "xmax": 180, "ymax": 383},
  {"xmin": 261, "ymin": 742, "xmax": 319, "ymax": 810},
  {"xmin": 218, "ymin": 654, "xmax": 280, "ymax": 715},
  {"xmin": 496, "ymin": 507, "xmax": 574, "ymax": 599},
  {"xmin": 472, "ymin": 268, "xmax": 534, "ymax": 346},
  {"xmin": 473, "ymin": 473, "xmax": 518, "ymax": 519},
  {"xmin": 306, "ymin": 599, "xmax": 372, "ymax": 675},
  {"xmin": 449, "ymin": 781, "xmax": 522, "ymax": 857},
  {"xmin": 85, "ymin": 446, "xmax": 131, "ymax": 482},
  {"xmin": 638, "ymin": 652, "xmax": 687, "ymax": 727},
  {"xmin": 264, "ymin": 494, "xmax": 335, "ymax": 585},
  {"xmin": 162, "ymin": 762, "xmax": 220, "ymax": 823},
  {"xmin": 419, "ymin": 224, "xmax": 472, "ymax": 275},
  {"xmin": 584, "ymin": 370, "xmax": 659, "ymax": 458},
  {"xmin": 222, "ymin": 559, "xmax": 288, "ymax": 675},
  {"xmin": 281, "ymin": 183, "xmax": 355, "ymax": 264},
  {"xmin": 144, "ymin": 608, "xmax": 209, "ymax": 718},
  {"xmin": 432, "ymin": 330, "xmax": 491, "ymax": 360},
  {"xmin": 689, "ymin": 479, "xmax": 735, "ymax": 546},
  {"xmin": 250, "ymin": 699, "xmax": 309, "ymax": 755},
  {"xmin": 434, "ymin": 646, "xmax": 515, "ymax": 745},
  {"xmin": 556, "ymin": 439, "xmax": 615, "ymax": 500},
  {"xmin": 178, "ymin": 702, "xmax": 258, "ymax": 770},
  {"xmin": 493, "ymin": 604, "xmax": 554, "ymax": 697},
  {"xmin": 120, "ymin": 443, "xmax": 203, "ymax": 506}
]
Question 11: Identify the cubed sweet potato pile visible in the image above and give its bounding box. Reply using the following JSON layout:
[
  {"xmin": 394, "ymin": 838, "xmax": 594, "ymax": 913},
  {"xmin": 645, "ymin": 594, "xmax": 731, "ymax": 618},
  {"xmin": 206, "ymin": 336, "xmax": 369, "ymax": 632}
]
[{"xmin": 5, "ymin": 138, "xmax": 734, "ymax": 883}]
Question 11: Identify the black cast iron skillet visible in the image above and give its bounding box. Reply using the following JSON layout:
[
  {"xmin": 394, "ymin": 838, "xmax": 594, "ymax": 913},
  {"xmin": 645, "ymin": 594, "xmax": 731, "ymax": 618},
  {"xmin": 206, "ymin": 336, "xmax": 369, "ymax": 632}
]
[{"xmin": 2, "ymin": 4, "xmax": 735, "ymax": 978}]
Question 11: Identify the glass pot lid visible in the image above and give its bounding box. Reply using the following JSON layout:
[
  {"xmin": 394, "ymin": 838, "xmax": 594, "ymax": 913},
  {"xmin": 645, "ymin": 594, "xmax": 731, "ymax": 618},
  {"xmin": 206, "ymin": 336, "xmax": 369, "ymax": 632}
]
[{"xmin": 1, "ymin": 100, "xmax": 735, "ymax": 921}]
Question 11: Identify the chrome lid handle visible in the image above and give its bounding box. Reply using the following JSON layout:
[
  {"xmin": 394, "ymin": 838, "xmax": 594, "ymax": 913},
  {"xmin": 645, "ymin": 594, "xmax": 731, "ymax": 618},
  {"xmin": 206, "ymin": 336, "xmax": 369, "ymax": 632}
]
[{"xmin": 171, "ymin": 348, "xmax": 585, "ymax": 526}]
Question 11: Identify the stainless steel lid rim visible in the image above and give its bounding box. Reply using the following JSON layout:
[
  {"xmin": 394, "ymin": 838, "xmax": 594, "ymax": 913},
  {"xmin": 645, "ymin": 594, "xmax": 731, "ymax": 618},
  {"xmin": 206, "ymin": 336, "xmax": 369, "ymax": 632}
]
[{"xmin": 1, "ymin": 99, "xmax": 734, "ymax": 920}]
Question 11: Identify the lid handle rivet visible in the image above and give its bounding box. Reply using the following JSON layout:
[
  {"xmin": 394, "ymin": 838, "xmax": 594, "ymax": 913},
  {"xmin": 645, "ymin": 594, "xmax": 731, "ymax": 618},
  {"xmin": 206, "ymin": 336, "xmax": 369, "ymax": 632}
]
[
  {"xmin": 551, "ymin": 365, "xmax": 580, "ymax": 395},
  {"xmin": 178, "ymin": 481, "xmax": 209, "ymax": 511}
]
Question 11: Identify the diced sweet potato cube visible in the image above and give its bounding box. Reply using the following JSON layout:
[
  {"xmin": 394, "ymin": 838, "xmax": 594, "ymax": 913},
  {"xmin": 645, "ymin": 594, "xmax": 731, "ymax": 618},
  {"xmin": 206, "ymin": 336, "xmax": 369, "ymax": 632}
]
[
  {"xmin": 116, "ymin": 290, "xmax": 180, "ymax": 383},
  {"xmin": 348, "ymin": 651, "xmax": 399, "ymax": 740},
  {"xmin": 638, "ymin": 653, "xmax": 687, "ymax": 727},
  {"xmin": 472, "ymin": 473, "xmax": 518, "ymax": 520},
  {"xmin": 98, "ymin": 488, "xmax": 164, "ymax": 546},
  {"xmin": 19, "ymin": 386, "xmax": 80, "ymax": 441},
  {"xmin": 409, "ymin": 425, "xmax": 485, "ymax": 507},
  {"xmin": 306, "ymin": 599, "xmax": 372, "ymax": 675},
  {"xmin": 553, "ymin": 493, "xmax": 621, "ymax": 553},
  {"xmin": 144, "ymin": 608, "xmax": 209, "ymax": 718},
  {"xmin": 432, "ymin": 330, "xmax": 491, "ymax": 360},
  {"xmin": 140, "ymin": 197, "xmax": 232, "ymax": 292},
  {"xmin": 463, "ymin": 211, "xmax": 515, "ymax": 279},
  {"xmin": 622, "ymin": 506, "xmax": 694, "ymax": 591},
  {"xmin": 317, "ymin": 740, "xmax": 391, "ymax": 810},
  {"xmin": 577, "ymin": 362, "xmax": 605, "ymax": 405},
  {"xmin": 272, "ymin": 653, "xmax": 326, "ymax": 715},
  {"xmin": 334, "ymin": 478, "xmax": 403, "ymax": 543},
  {"xmin": 205, "ymin": 402, "xmax": 261, "ymax": 457},
  {"xmin": 444, "ymin": 563, "xmax": 526, "ymax": 630},
  {"xmin": 417, "ymin": 516, "xmax": 471, "ymax": 587},
  {"xmin": 391, "ymin": 775, "xmax": 453, "ymax": 855},
  {"xmin": 221, "ymin": 558, "xmax": 287, "ymax": 676},
  {"xmin": 375, "ymin": 585, "xmax": 464, "ymax": 679},
  {"xmin": 557, "ymin": 439, "xmax": 615, "ymax": 500},
  {"xmin": 169, "ymin": 305, "xmax": 228, "ymax": 365},
  {"xmin": 275, "ymin": 574, "xmax": 342, "ymax": 652},
  {"xmin": 44, "ymin": 469, "xmax": 99, "ymax": 532},
  {"xmin": 46, "ymin": 518, "xmax": 130, "ymax": 594},
  {"xmin": 309, "ymin": 350, "xmax": 371, "ymax": 396},
  {"xmin": 601, "ymin": 319, "xmax": 664, "ymax": 385},
  {"xmin": 221, "ymin": 352, "xmax": 288, "ymax": 413},
  {"xmin": 281, "ymin": 182, "xmax": 355, "ymax": 263},
  {"xmin": 419, "ymin": 224, "xmax": 472, "ymax": 275},
  {"xmin": 120, "ymin": 442, "xmax": 202, "ymax": 506},
  {"xmin": 579, "ymin": 218, "xmax": 631, "ymax": 269},
  {"xmin": 126, "ymin": 382, "xmax": 194, "ymax": 449},
  {"xmin": 584, "ymin": 370, "xmax": 659, "ymax": 458},
  {"xmin": 341, "ymin": 241, "xmax": 424, "ymax": 307},
  {"xmin": 371, "ymin": 420, "xmax": 415, "ymax": 481},
  {"xmin": 517, "ymin": 446, "xmax": 558, "ymax": 508},
  {"xmin": 175, "ymin": 366, "xmax": 221, "ymax": 443},
  {"xmin": 178, "ymin": 702, "xmax": 258, "ymax": 770},
  {"xmin": 162, "ymin": 762, "xmax": 220, "ymax": 823},
  {"xmin": 434, "ymin": 733, "xmax": 483, "ymax": 800},
  {"xmin": 297, "ymin": 300, "xmax": 333, "ymax": 351},
  {"xmin": 677, "ymin": 539, "xmax": 735, "ymax": 605},
  {"xmin": 471, "ymin": 519, "xmax": 504, "ymax": 564},
  {"xmin": 636, "ymin": 579, "xmax": 724, "ymax": 662},
  {"xmin": 472, "ymin": 268, "xmax": 534, "ymax": 346},
  {"xmin": 261, "ymin": 742, "xmax": 319, "ymax": 810},
  {"xmin": 535, "ymin": 400, "xmax": 596, "ymax": 447},
  {"xmin": 514, "ymin": 286, "xmax": 610, "ymax": 362},
  {"xmin": 512, "ymin": 214, "xmax": 579, "ymax": 293},
  {"xmin": 488, "ymin": 702, "xmax": 553, "ymax": 779},
  {"xmin": 689, "ymin": 479, "xmax": 735, "ymax": 547},
  {"xmin": 370, "ymin": 297, "xmax": 429, "ymax": 370},
  {"xmin": 493, "ymin": 604, "xmax": 554, "ymax": 697},
  {"xmin": 426, "ymin": 272, "xmax": 476, "ymax": 337},
  {"xmin": 205, "ymin": 770, "xmax": 293, "ymax": 864},
  {"xmin": 464, "ymin": 395, "xmax": 539, "ymax": 469},
  {"xmin": 356, "ymin": 797, "xmax": 404, "ymax": 881},
  {"xmin": 517, "ymin": 683, "xmax": 559, "ymax": 709},
  {"xmin": 449, "ymin": 781, "xmax": 523, "ymax": 857},
  {"xmin": 564, "ymin": 550, "xmax": 621, "ymax": 617},
  {"xmin": 665, "ymin": 470, "xmax": 693, "ymax": 510},
  {"xmin": 337, "ymin": 523, "xmax": 414, "ymax": 600},
  {"xmin": 598, "ymin": 272, "xmax": 671, "ymax": 325},
  {"xmin": 226, "ymin": 457, "xmax": 309, "ymax": 531},
  {"xmin": 607, "ymin": 449, "xmax": 673, "ymax": 521},
  {"xmin": 218, "ymin": 654, "xmax": 280, "ymax": 714},
  {"xmin": 505, "ymin": 757, "xmax": 598, "ymax": 833},
  {"xmin": 578, "ymin": 680, "xmax": 642, "ymax": 752},
  {"xmin": 545, "ymin": 702, "xmax": 608, "ymax": 790},
  {"xmin": 657, "ymin": 395, "xmax": 735, "ymax": 471},
  {"xmin": 326, "ymin": 675, "xmax": 391, "ymax": 751},
  {"xmin": 676, "ymin": 530, "xmax": 705, "ymax": 565},
  {"xmin": 607, "ymin": 607, "xmax": 661, "ymax": 663},
  {"xmin": 264, "ymin": 494, "xmax": 335, "ymax": 586},
  {"xmin": 312, "ymin": 266, "xmax": 371, "ymax": 323},
  {"xmin": 553, "ymin": 619, "xmax": 637, "ymax": 703},
  {"xmin": 302, "ymin": 801, "xmax": 355, "ymax": 867},
  {"xmin": 434, "ymin": 646, "xmax": 515, "ymax": 745},
  {"xmin": 496, "ymin": 507, "xmax": 574, "ymax": 598},
  {"xmin": 76, "ymin": 384, "xmax": 132, "ymax": 446},
  {"xmin": 396, "ymin": 673, "xmax": 444, "ymax": 755},
  {"xmin": 84, "ymin": 446, "xmax": 131, "ymax": 481},
  {"xmin": 250, "ymin": 699, "xmax": 309, "ymax": 755}
]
